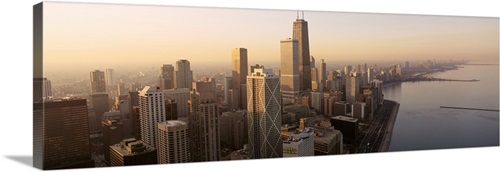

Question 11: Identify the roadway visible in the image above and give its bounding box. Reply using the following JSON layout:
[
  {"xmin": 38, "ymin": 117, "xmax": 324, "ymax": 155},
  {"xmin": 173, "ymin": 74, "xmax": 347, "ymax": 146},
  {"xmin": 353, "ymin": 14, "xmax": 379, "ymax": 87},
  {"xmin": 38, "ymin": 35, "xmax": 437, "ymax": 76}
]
[{"xmin": 356, "ymin": 100, "xmax": 398, "ymax": 153}]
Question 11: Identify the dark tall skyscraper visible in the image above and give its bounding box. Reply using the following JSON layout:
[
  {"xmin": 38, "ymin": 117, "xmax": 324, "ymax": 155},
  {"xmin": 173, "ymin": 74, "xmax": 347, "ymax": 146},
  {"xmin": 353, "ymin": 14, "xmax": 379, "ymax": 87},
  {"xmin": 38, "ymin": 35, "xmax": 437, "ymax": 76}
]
[
  {"xmin": 90, "ymin": 93, "xmax": 110, "ymax": 133},
  {"xmin": 101, "ymin": 111, "xmax": 124, "ymax": 165},
  {"xmin": 231, "ymin": 48, "xmax": 248, "ymax": 110},
  {"xmin": 33, "ymin": 78, "xmax": 52, "ymax": 102},
  {"xmin": 34, "ymin": 99, "xmax": 94, "ymax": 170},
  {"xmin": 90, "ymin": 70, "xmax": 106, "ymax": 94},
  {"xmin": 293, "ymin": 13, "xmax": 311, "ymax": 92}
]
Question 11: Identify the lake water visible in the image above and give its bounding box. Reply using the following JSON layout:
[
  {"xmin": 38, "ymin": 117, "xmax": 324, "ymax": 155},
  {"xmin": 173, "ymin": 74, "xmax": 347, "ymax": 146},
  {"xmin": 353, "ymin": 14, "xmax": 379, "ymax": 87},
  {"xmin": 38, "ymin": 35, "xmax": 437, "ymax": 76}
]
[{"xmin": 383, "ymin": 65, "xmax": 499, "ymax": 151}]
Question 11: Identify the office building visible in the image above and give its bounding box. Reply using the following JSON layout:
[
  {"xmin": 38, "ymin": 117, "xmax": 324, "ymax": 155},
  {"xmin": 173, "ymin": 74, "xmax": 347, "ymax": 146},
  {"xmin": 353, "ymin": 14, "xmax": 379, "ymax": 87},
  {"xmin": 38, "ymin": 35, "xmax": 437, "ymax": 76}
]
[
  {"xmin": 158, "ymin": 73, "xmax": 173, "ymax": 90},
  {"xmin": 139, "ymin": 86, "xmax": 167, "ymax": 148},
  {"xmin": 174, "ymin": 59, "xmax": 193, "ymax": 89},
  {"xmin": 109, "ymin": 138, "xmax": 157, "ymax": 166},
  {"xmin": 220, "ymin": 110, "xmax": 247, "ymax": 151},
  {"xmin": 247, "ymin": 67, "xmax": 282, "ymax": 158},
  {"xmin": 105, "ymin": 68, "xmax": 115, "ymax": 87},
  {"xmin": 293, "ymin": 13, "xmax": 311, "ymax": 92},
  {"xmin": 344, "ymin": 65, "xmax": 352, "ymax": 77},
  {"xmin": 164, "ymin": 88, "xmax": 190, "ymax": 117},
  {"xmin": 90, "ymin": 93, "xmax": 110, "ymax": 133},
  {"xmin": 231, "ymin": 48, "xmax": 248, "ymax": 110},
  {"xmin": 157, "ymin": 120, "xmax": 190, "ymax": 164},
  {"xmin": 131, "ymin": 106, "xmax": 141, "ymax": 140},
  {"xmin": 188, "ymin": 78, "xmax": 220, "ymax": 162},
  {"xmin": 352, "ymin": 102, "xmax": 366, "ymax": 120},
  {"xmin": 334, "ymin": 101, "xmax": 351, "ymax": 116},
  {"xmin": 90, "ymin": 70, "xmax": 106, "ymax": 94},
  {"xmin": 283, "ymin": 104, "xmax": 310, "ymax": 124},
  {"xmin": 160, "ymin": 64, "xmax": 175, "ymax": 89},
  {"xmin": 223, "ymin": 77, "xmax": 233, "ymax": 107},
  {"xmin": 282, "ymin": 130, "xmax": 315, "ymax": 157},
  {"xmin": 367, "ymin": 66, "xmax": 374, "ymax": 84},
  {"xmin": 331, "ymin": 116, "xmax": 359, "ymax": 142},
  {"xmin": 101, "ymin": 111, "xmax": 124, "ymax": 165},
  {"xmin": 346, "ymin": 72, "xmax": 360, "ymax": 103},
  {"xmin": 165, "ymin": 99, "xmax": 178, "ymax": 121},
  {"xmin": 33, "ymin": 77, "xmax": 52, "ymax": 102},
  {"xmin": 318, "ymin": 59, "xmax": 326, "ymax": 86},
  {"xmin": 280, "ymin": 38, "xmax": 300, "ymax": 99},
  {"xmin": 311, "ymin": 91, "xmax": 324, "ymax": 114},
  {"xmin": 313, "ymin": 127, "xmax": 343, "ymax": 155},
  {"xmin": 34, "ymin": 99, "xmax": 94, "ymax": 170}
]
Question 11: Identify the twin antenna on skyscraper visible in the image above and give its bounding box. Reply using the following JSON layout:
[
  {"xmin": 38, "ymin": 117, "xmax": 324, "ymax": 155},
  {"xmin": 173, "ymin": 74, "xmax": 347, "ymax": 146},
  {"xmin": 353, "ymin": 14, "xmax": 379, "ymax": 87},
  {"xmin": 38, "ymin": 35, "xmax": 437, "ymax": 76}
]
[{"xmin": 296, "ymin": 10, "xmax": 305, "ymax": 19}]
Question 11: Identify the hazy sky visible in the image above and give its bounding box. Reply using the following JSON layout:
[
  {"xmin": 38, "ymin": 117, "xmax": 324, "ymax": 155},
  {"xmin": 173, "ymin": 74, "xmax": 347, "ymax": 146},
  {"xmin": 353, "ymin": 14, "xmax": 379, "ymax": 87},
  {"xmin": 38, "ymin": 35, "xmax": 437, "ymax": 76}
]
[{"xmin": 43, "ymin": 2, "xmax": 499, "ymax": 76}]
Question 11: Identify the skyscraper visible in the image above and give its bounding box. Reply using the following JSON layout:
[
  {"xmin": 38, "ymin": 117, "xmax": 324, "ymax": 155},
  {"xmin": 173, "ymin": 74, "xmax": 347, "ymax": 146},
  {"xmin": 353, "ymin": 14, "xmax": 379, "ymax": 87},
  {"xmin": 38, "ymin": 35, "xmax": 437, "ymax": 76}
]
[
  {"xmin": 105, "ymin": 68, "xmax": 116, "ymax": 87},
  {"xmin": 223, "ymin": 76, "xmax": 233, "ymax": 108},
  {"xmin": 247, "ymin": 66, "xmax": 282, "ymax": 159},
  {"xmin": 157, "ymin": 120, "xmax": 190, "ymax": 164},
  {"xmin": 90, "ymin": 93, "xmax": 110, "ymax": 133},
  {"xmin": 280, "ymin": 38, "xmax": 300, "ymax": 99},
  {"xmin": 318, "ymin": 59, "xmax": 327, "ymax": 85},
  {"xmin": 33, "ymin": 78, "xmax": 52, "ymax": 102},
  {"xmin": 188, "ymin": 78, "xmax": 220, "ymax": 162},
  {"xmin": 90, "ymin": 70, "xmax": 106, "ymax": 94},
  {"xmin": 346, "ymin": 72, "xmax": 360, "ymax": 103},
  {"xmin": 231, "ymin": 48, "xmax": 248, "ymax": 110},
  {"xmin": 34, "ymin": 99, "xmax": 94, "ymax": 170},
  {"xmin": 164, "ymin": 88, "xmax": 190, "ymax": 117},
  {"xmin": 159, "ymin": 64, "xmax": 174, "ymax": 90},
  {"xmin": 101, "ymin": 111, "xmax": 124, "ymax": 165},
  {"xmin": 138, "ymin": 86, "xmax": 167, "ymax": 148},
  {"xmin": 174, "ymin": 59, "xmax": 193, "ymax": 90},
  {"xmin": 293, "ymin": 13, "xmax": 311, "ymax": 92},
  {"xmin": 220, "ymin": 110, "xmax": 247, "ymax": 151},
  {"xmin": 367, "ymin": 66, "xmax": 374, "ymax": 84}
]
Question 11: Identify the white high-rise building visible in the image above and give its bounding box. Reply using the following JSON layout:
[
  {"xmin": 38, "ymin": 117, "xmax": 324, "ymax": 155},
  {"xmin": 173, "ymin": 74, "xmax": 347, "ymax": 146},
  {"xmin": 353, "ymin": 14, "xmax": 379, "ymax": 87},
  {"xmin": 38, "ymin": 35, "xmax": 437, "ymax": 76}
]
[
  {"xmin": 157, "ymin": 120, "xmax": 190, "ymax": 164},
  {"xmin": 247, "ymin": 66, "xmax": 282, "ymax": 159},
  {"xmin": 280, "ymin": 38, "xmax": 300, "ymax": 99},
  {"xmin": 139, "ymin": 86, "xmax": 167, "ymax": 148}
]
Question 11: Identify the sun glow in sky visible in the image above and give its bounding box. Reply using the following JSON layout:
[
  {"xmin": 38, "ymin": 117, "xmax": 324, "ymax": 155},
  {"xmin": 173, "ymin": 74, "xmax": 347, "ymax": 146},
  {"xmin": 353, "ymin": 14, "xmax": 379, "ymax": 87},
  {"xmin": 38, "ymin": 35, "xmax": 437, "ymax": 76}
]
[{"xmin": 43, "ymin": 2, "xmax": 499, "ymax": 76}]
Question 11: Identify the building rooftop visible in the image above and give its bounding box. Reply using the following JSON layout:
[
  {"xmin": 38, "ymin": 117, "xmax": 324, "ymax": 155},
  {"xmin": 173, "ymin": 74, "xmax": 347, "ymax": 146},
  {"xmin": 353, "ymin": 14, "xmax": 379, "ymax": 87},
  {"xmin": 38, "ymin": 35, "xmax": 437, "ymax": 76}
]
[
  {"xmin": 313, "ymin": 127, "xmax": 342, "ymax": 144},
  {"xmin": 158, "ymin": 120, "xmax": 187, "ymax": 127},
  {"xmin": 331, "ymin": 115, "xmax": 359, "ymax": 123},
  {"xmin": 110, "ymin": 138, "xmax": 155, "ymax": 156}
]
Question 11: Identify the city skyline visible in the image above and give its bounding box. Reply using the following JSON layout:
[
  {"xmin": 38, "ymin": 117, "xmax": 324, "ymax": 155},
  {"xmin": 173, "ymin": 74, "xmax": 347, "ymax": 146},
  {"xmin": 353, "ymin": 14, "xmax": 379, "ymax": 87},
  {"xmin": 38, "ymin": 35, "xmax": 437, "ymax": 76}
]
[
  {"xmin": 43, "ymin": 2, "xmax": 499, "ymax": 79},
  {"xmin": 32, "ymin": 1, "xmax": 499, "ymax": 170},
  {"xmin": 11, "ymin": 1, "xmax": 498, "ymax": 171}
]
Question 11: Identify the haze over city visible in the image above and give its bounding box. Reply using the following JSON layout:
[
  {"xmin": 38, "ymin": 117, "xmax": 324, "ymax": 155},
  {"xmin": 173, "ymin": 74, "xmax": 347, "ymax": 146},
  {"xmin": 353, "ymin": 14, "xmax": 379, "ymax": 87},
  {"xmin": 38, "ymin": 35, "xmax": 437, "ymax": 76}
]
[
  {"xmin": 43, "ymin": 2, "xmax": 499, "ymax": 81},
  {"xmin": 34, "ymin": 1, "xmax": 498, "ymax": 170}
]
